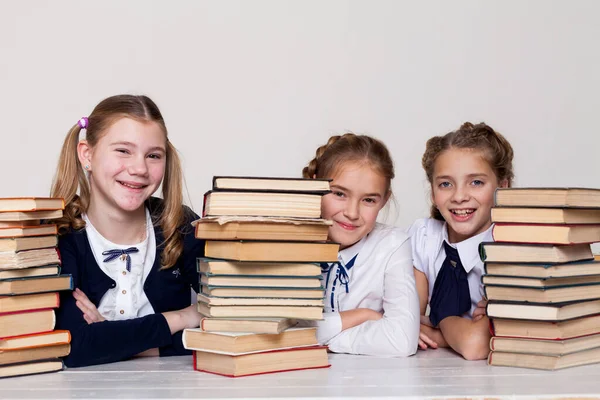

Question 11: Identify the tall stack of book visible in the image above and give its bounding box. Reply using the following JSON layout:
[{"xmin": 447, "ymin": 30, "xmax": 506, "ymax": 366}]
[
  {"xmin": 481, "ymin": 188, "xmax": 600, "ymax": 370},
  {"xmin": 183, "ymin": 177, "xmax": 337, "ymax": 377},
  {"xmin": 0, "ymin": 197, "xmax": 73, "ymax": 378}
]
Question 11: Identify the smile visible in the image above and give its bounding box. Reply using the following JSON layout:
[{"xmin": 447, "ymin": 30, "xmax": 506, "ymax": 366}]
[
  {"xmin": 118, "ymin": 181, "xmax": 148, "ymax": 190},
  {"xmin": 336, "ymin": 221, "xmax": 358, "ymax": 231},
  {"xmin": 451, "ymin": 209, "xmax": 475, "ymax": 216}
]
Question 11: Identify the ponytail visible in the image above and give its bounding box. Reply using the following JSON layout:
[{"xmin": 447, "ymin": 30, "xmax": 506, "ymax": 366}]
[{"xmin": 51, "ymin": 124, "xmax": 89, "ymax": 232}]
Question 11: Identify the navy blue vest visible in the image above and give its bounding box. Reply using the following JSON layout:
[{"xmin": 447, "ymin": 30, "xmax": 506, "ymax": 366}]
[{"xmin": 55, "ymin": 197, "xmax": 204, "ymax": 367}]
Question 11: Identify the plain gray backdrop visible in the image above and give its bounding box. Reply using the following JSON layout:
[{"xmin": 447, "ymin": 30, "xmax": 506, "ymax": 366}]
[{"xmin": 1, "ymin": 0, "xmax": 599, "ymax": 232}]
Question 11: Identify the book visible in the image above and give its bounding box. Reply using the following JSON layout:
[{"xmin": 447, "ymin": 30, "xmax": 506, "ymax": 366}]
[
  {"xmin": 0, "ymin": 265, "xmax": 60, "ymax": 281},
  {"xmin": 194, "ymin": 217, "xmax": 331, "ymax": 241},
  {"xmin": 212, "ymin": 176, "xmax": 331, "ymax": 193},
  {"xmin": 0, "ymin": 359, "xmax": 63, "ymax": 378},
  {"xmin": 479, "ymin": 242, "xmax": 593, "ymax": 264},
  {"xmin": 0, "ymin": 275, "xmax": 73, "ymax": 296},
  {"xmin": 0, "ymin": 225, "xmax": 57, "ymax": 239},
  {"xmin": 484, "ymin": 282, "xmax": 600, "ymax": 303},
  {"xmin": 482, "ymin": 274, "xmax": 600, "ymax": 288},
  {"xmin": 0, "ymin": 309, "xmax": 55, "ymax": 339},
  {"xmin": 0, "ymin": 248, "xmax": 61, "ymax": 270},
  {"xmin": 200, "ymin": 274, "xmax": 322, "ymax": 288},
  {"xmin": 0, "ymin": 210, "xmax": 63, "ymax": 222},
  {"xmin": 491, "ymin": 207, "xmax": 600, "ymax": 224},
  {"xmin": 486, "ymin": 299, "xmax": 600, "ymax": 321},
  {"xmin": 203, "ymin": 191, "xmax": 323, "ymax": 219},
  {"xmin": 489, "ymin": 333, "xmax": 600, "ymax": 356},
  {"xmin": 0, "ymin": 198, "xmax": 64, "ymax": 212},
  {"xmin": 200, "ymin": 317, "xmax": 297, "ymax": 334},
  {"xmin": 492, "ymin": 223, "xmax": 600, "ymax": 245},
  {"xmin": 0, "ymin": 220, "xmax": 40, "ymax": 228},
  {"xmin": 198, "ymin": 302, "xmax": 323, "ymax": 320},
  {"xmin": 0, "ymin": 292, "xmax": 59, "ymax": 314},
  {"xmin": 490, "ymin": 314, "xmax": 600, "ymax": 339},
  {"xmin": 198, "ymin": 294, "xmax": 324, "ymax": 307},
  {"xmin": 205, "ymin": 241, "xmax": 339, "ymax": 263},
  {"xmin": 202, "ymin": 285, "xmax": 324, "ymax": 299},
  {"xmin": 484, "ymin": 260, "xmax": 600, "ymax": 278},
  {"xmin": 494, "ymin": 187, "xmax": 600, "ymax": 208},
  {"xmin": 198, "ymin": 258, "xmax": 322, "ymax": 277},
  {"xmin": 193, "ymin": 345, "xmax": 329, "ymax": 377},
  {"xmin": 488, "ymin": 347, "xmax": 600, "ymax": 370},
  {"xmin": 0, "ymin": 330, "xmax": 70, "ymax": 350},
  {"xmin": 183, "ymin": 327, "xmax": 317, "ymax": 354},
  {"xmin": 0, "ymin": 343, "xmax": 70, "ymax": 365},
  {"xmin": 0, "ymin": 235, "xmax": 57, "ymax": 252}
]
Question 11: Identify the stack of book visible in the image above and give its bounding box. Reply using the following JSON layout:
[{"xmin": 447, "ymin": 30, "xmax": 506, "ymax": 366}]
[
  {"xmin": 0, "ymin": 197, "xmax": 73, "ymax": 378},
  {"xmin": 481, "ymin": 188, "xmax": 600, "ymax": 370},
  {"xmin": 184, "ymin": 176, "xmax": 337, "ymax": 377}
]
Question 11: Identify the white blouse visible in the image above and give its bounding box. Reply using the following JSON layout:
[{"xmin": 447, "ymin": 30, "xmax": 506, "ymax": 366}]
[
  {"xmin": 83, "ymin": 209, "xmax": 156, "ymax": 320},
  {"xmin": 408, "ymin": 218, "xmax": 493, "ymax": 318},
  {"xmin": 309, "ymin": 223, "xmax": 420, "ymax": 357}
]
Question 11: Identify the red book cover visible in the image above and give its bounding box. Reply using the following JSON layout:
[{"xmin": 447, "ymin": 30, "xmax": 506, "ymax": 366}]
[
  {"xmin": 0, "ymin": 308, "xmax": 56, "ymax": 339},
  {"xmin": 55, "ymin": 247, "xmax": 62, "ymax": 265},
  {"xmin": 0, "ymin": 330, "xmax": 71, "ymax": 351}
]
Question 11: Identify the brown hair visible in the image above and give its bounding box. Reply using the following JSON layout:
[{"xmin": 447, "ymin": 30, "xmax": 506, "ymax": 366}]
[
  {"xmin": 51, "ymin": 94, "xmax": 186, "ymax": 269},
  {"xmin": 302, "ymin": 133, "xmax": 395, "ymax": 194},
  {"xmin": 422, "ymin": 122, "xmax": 514, "ymax": 220}
]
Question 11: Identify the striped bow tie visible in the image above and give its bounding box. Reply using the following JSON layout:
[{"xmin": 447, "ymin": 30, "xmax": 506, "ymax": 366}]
[{"xmin": 102, "ymin": 247, "xmax": 139, "ymax": 272}]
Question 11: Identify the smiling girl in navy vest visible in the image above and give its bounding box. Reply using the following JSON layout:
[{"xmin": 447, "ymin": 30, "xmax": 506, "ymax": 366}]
[{"xmin": 51, "ymin": 95, "xmax": 203, "ymax": 367}]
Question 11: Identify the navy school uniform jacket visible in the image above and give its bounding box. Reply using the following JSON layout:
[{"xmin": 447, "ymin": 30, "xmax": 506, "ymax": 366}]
[{"xmin": 55, "ymin": 197, "xmax": 204, "ymax": 367}]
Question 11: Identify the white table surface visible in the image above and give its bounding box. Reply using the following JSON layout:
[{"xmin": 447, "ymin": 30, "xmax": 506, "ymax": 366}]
[{"xmin": 1, "ymin": 348, "xmax": 600, "ymax": 399}]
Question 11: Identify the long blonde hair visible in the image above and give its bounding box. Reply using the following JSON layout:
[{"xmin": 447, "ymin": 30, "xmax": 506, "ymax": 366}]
[{"xmin": 51, "ymin": 94, "xmax": 186, "ymax": 269}]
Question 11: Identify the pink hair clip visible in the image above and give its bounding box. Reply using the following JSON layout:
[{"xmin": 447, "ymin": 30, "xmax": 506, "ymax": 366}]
[{"xmin": 78, "ymin": 117, "xmax": 89, "ymax": 129}]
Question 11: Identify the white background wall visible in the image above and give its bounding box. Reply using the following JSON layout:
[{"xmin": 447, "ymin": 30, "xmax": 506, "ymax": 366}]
[{"xmin": 1, "ymin": 0, "xmax": 599, "ymax": 229}]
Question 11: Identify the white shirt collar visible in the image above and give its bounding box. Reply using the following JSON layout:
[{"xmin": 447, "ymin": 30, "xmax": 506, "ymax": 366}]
[
  {"xmin": 338, "ymin": 234, "xmax": 368, "ymax": 266},
  {"xmin": 440, "ymin": 223, "xmax": 494, "ymax": 273}
]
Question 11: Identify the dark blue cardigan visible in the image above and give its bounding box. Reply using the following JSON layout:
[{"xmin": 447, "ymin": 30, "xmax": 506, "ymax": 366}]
[{"xmin": 55, "ymin": 198, "xmax": 204, "ymax": 368}]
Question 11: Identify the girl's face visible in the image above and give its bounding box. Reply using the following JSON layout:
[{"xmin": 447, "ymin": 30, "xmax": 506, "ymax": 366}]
[
  {"xmin": 79, "ymin": 117, "xmax": 167, "ymax": 215},
  {"xmin": 321, "ymin": 162, "xmax": 389, "ymax": 249},
  {"xmin": 431, "ymin": 147, "xmax": 506, "ymax": 243}
]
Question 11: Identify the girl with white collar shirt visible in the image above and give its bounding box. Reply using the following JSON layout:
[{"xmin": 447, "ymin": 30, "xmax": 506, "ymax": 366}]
[
  {"xmin": 301, "ymin": 133, "xmax": 420, "ymax": 357},
  {"xmin": 409, "ymin": 122, "xmax": 515, "ymax": 361}
]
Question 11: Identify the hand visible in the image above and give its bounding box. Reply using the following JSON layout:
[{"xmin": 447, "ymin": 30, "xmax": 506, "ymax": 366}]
[
  {"xmin": 162, "ymin": 304, "xmax": 202, "ymax": 334},
  {"xmin": 179, "ymin": 304, "xmax": 202, "ymax": 330},
  {"xmin": 418, "ymin": 323, "xmax": 448, "ymax": 350},
  {"xmin": 418, "ymin": 325, "xmax": 438, "ymax": 350},
  {"xmin": 73, "ymin": 288, "xmax": 105, "ymax": 324},
  {"xmin": 472, "ymin": 299, "xmax": 488, "ymax": 322}
]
